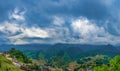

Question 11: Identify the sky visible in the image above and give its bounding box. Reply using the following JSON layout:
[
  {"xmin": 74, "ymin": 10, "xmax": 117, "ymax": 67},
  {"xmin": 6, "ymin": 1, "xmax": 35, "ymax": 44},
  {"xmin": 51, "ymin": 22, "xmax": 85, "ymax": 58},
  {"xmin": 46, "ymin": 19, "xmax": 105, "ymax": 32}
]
[{"xmin": 0, "ymin": 0, "xmax": 120, "ymax": 45}]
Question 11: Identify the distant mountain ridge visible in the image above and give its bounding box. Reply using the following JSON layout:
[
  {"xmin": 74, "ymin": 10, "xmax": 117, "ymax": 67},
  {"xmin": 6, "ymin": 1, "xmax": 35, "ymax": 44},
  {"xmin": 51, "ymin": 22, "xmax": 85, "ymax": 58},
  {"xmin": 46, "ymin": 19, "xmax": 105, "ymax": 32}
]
[
  {"xmin": 0, "ymin": 43, "xmax": 119, "ymax": 51},
  {"xmin": 0, "ymin": 43, "xmax": 120, "ymax": 58}
]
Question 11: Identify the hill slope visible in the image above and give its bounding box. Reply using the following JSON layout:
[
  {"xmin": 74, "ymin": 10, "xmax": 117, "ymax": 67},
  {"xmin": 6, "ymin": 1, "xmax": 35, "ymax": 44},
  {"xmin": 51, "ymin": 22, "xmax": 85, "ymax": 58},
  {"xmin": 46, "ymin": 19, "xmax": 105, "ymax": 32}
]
[{"xmin": 0, "ymin": 54, "xmax": 23, "ymax": 71}]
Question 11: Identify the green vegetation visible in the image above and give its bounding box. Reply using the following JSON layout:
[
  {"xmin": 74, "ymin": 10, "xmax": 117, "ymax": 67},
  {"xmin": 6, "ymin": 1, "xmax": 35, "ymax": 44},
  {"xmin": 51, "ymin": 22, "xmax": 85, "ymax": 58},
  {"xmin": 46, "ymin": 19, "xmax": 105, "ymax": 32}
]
[
  {"xmin": 48, "ymin": 51, "xmax": 71, "ymax": 69},
  {"xmin": 94, "ymin": 56, "xmax": 120, "ymax": 71},
  {"xmin": 72, "ymin": 55, "xmax": 109, "ymax": 71},
  {"xmin": 8, "ymin": 48, "xmax": 32, "ymax": 63},
  {"xmin": 27, "ymin": 52, "xmax": 120, "ymax": 71},
  {"xmin": 0, "ymin": 54, "xmax": 23, "ymax": 71},
  {"xmin": 1, "ymin": 48, "xmax": 120, "ymax": 71},
  {"xmin": 23, "ymin": 50, "xmax": 120, "ymax": 71}
]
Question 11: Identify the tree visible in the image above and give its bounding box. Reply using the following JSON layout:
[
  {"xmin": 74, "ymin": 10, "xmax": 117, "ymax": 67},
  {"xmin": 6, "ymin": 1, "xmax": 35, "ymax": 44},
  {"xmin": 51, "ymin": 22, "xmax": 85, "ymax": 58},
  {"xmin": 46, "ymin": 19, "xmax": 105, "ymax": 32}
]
[
  {"xmin": 110, "ymin": 56, "xmax": 120, "ymax": 71},
  {"xmin": 9, "ymin": 48, "xmax": 32, "ymax": 63},
  {"xmin": 94, "ymin": 65, "xmax": 109, "ymax": 71},
  {"xmin": 94, "ymin": 56, "xmax": 120, "ymax": 71}
]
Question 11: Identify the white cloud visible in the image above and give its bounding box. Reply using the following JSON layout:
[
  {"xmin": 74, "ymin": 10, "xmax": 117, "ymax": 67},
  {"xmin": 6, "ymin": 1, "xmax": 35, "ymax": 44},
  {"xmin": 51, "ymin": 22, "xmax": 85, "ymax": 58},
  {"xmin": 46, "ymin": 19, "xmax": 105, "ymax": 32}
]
[
  {"xmin": 52, "ymin": 16, "xmax": 65, "ymax": 26},
  {"xmin": 9, "ymin": 26, "xmax": 49, "ymax": 39},
  {"xmin": 71, "ymin": 17, "xmax": 120, "ymax": 45},
  {"xmin": 1, "ymin": 15, "xmax": 120, "ymax": 45},
  {"xmin": 8, "ymin": 25, "xmax": 70, "ymax": 44},
  {"xmin": 23, "ymin": 27, "xmax": 49, "ymax": 38},
  {"xmin": 9, "ymin": 8, "xmax": 26, "ymax": 21},
  {"xmin": 1, "ymin": 7, "xmax": 120, "ymax": 45},
  {"xmin": 0, "ymin": 21, "xmax": 20, "ymax": 34},
  {"xmin": 71, "ymin": 17, "xmax": 106, "ymax": 38},
  {"xmin": 0, "ymin": 21, "xmax": 49, "ymax": 44},
  {"xmin": 0, "ymin": 8, "xmax": 50, "ymax": 44}
]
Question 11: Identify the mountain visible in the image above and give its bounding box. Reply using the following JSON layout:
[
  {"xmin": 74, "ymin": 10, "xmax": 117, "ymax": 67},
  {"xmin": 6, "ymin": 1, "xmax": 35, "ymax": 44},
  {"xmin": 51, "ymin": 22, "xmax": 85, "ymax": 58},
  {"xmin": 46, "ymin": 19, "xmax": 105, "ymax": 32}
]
[
  {"xmin": 115, "ymin": 46, "xmax": 120, "ymax": 51},
  {"xmin": 0, "ymin": 44, "xmax": 52, "ymax": 52},
  {"xmin": 47, "ymin": 44, "xmax": 120, "ymax": 58},
  {"xmin": 0, "ymin": 43, "xmax": 120, "ymax": 59}
]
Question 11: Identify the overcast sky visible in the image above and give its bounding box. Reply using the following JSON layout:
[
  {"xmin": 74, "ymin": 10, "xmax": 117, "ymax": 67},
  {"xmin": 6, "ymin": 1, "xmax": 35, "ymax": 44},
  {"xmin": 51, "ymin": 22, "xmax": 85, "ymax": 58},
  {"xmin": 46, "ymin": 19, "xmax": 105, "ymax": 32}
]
[{"xmin": 0, "ymin": 0, "xmax": 120, "ymax": 45}]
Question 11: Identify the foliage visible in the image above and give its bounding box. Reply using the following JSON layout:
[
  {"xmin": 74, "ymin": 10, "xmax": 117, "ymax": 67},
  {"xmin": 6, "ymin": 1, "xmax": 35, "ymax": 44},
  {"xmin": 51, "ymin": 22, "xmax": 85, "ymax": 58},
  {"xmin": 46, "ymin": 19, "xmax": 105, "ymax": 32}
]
[
  {"xmin": 94, "ymin": 65, "xmax": 110, "ymax": 71},
  {"xmin": 94, "ymin": 56, "xmax": 120, "ymax": 71},
  {"xmin": 0, "ymin": 54, "xmax": 23, "ymax": 71},
  {"xmin": 2, "ymin": 47, "xmax": 120, "ymax": 71},
  {"xmin": 9, "ymin": 48, "xmax": 32, "ymax": 63},
  {"xmin": 110, "ymin": 56, "xmax": 120, "ymax": 71},
  {"xmin": 48, "ymin": 51, "xmax": 71, "ymax": 70}
]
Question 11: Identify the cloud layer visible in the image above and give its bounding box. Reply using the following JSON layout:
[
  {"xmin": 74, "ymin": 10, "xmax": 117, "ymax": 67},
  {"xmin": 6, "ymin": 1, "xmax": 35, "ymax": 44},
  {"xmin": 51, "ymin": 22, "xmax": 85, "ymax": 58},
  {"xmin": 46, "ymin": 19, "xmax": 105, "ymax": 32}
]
[{"xmin": 0, "ymin": 0, "xmax": 120, "ymax": 45}]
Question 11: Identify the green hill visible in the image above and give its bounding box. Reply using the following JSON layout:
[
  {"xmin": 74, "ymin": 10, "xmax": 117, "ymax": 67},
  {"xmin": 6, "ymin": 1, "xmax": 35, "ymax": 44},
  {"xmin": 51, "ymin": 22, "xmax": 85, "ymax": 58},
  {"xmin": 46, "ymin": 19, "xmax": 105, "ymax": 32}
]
[{"xmin": 0, "ymin": 54, "xmax": 23, "ymax": 71}]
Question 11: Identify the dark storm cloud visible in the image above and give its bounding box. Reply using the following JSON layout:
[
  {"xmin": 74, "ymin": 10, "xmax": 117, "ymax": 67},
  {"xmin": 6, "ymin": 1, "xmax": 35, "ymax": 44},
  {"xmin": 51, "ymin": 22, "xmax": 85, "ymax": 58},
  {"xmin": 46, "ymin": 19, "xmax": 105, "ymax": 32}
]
[
  {"xmin": 39, "ymin": 0, "xmax": 108, "ymax": 19},
  {"xmin": 0, "ymin": 0, "xmax": 108, "ymax": 26},
  {"xmin": 0, "ymin": 0, "xmax": 120, "ymax": 44},
  {"xmin": 0, "ymin": 0, "xmax": 112, "ymax": 24},
  {"xmin": 24, "ymin": 0, "xmax": 109, "ymax": 22}
]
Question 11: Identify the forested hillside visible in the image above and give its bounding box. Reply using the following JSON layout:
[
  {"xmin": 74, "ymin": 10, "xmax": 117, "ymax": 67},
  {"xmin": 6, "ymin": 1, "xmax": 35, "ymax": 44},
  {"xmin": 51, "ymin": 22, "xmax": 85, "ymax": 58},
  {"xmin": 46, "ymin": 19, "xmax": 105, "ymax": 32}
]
[{"xmin": 0, "ymin": 47, "xmax": 120, "ymax": 71}]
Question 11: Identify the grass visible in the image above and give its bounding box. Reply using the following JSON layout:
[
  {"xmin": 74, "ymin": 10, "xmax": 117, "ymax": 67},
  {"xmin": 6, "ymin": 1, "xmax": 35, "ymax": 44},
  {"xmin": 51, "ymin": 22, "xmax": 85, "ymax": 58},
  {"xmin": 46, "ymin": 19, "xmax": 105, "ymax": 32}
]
[{"xmin": 0, "ymin": 54, "xmax": 23, "ymax": 71}]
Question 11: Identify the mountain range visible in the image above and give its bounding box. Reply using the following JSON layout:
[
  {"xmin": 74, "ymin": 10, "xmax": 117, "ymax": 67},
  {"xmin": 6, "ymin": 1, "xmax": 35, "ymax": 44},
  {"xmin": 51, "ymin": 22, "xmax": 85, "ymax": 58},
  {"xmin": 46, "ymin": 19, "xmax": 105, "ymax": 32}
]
[{"xmin": 0, "ymin": 43, "xmax": 120, "ymax": 59}]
